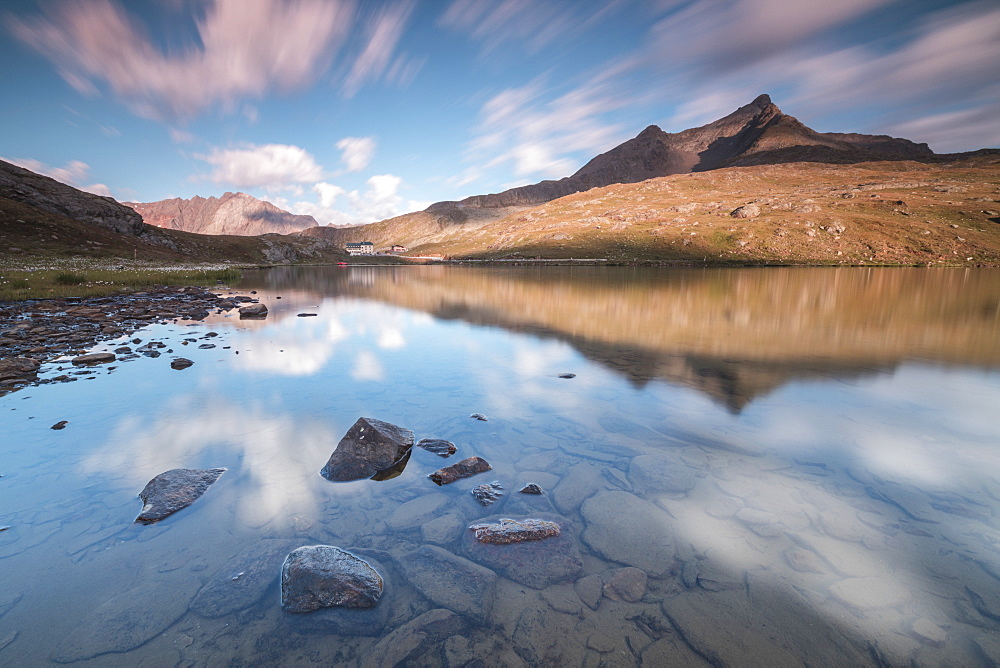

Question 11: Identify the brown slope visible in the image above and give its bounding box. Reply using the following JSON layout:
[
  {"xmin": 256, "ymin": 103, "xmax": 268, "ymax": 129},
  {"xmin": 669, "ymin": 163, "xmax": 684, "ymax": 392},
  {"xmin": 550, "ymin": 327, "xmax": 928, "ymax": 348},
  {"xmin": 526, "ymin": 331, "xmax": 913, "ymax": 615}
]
[{"xmin": 127, "ymin": 192, "xmax": 318, "ymax": 236}]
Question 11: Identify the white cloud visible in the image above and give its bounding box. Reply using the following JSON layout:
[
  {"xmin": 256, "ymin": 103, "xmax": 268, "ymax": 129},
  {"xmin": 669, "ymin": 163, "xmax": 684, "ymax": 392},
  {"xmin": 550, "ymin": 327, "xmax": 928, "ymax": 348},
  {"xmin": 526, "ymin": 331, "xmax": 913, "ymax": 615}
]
[
  {"xmin": 198, "ymin": 143, "xmax": 324, "ymax": 189},
  {"xmin": 8, "ymin": 0, "xmax": 355, "ymax": 120},
  {"xmin": 342, "ymin": 0, "xmax": 418, "ymax": 97},
  {"xmin": 351, "ymin": 350, "xmax": 384, "ymax": 381},
  {"xmin": 168, "ymin": 128, "xmax": 195, "ymax": 144},
  {"xmin": 4, "ymin": 156, "xmax": 114, "ymax": 197},
  {"xmin": 285, "ymin": 173, "xmax": 412, "ymax": 226},
  {"xmin": 336, "ymin": 136, "xmax": 376, "ymax": 172}
]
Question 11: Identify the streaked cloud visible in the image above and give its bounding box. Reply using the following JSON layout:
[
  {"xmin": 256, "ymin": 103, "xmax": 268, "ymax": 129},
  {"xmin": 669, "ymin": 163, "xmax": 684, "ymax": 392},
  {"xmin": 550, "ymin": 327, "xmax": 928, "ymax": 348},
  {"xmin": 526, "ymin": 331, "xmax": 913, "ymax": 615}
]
[
  {"xmin": 8, "ymin": 0, "xmax": 355, "ymax": 120},
  {"xmin": 342, "ymin": 0, "xmax": 419, "ymax": 97},
  {"xmin": 284, "ymin": 173, "xmax": 411, "ymax": 225},
  {"xmin": 440, "ymin": 0, "xmax": 627, "ymax": 54},
  {"xmin": 337, "ymin": 136, "xmax": 377, "ymax": 172}
]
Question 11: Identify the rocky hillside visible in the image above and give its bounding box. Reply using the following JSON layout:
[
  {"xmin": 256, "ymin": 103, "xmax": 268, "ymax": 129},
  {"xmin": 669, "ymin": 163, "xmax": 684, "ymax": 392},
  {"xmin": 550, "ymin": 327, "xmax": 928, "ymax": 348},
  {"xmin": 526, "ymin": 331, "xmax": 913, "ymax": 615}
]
[
  {"xmin": 0, "ymin": 159, "xmax": 341, "ymax": 265},
  {"xmin": 299, "ymin": 94, "xmax": 950, "ymax": 251},
  {"xmin": 419, "ymin": 155, "xmax": 1000, "ymax": 266},
  {"xmin": 127, "ymin": 192, "xmax": 318, "ymax": 236}
]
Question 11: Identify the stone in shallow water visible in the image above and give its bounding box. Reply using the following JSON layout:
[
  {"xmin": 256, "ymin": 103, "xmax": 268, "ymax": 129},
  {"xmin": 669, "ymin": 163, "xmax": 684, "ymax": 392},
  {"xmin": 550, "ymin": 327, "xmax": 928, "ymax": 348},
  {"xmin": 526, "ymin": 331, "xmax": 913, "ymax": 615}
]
[
  {"xmin": 135, "ymin": 467, "xmax": 226, "ymax": 524},
  {"xmin": 629, "ymin": 453, "xmax": 697, "ymax": 494},
  {"xmin": 416, "ymin": 438, "xmax": 457, "ymax": 457},
  {"xmin": 71, "ymin": 352, "xmax": 115, "ymax": 365},
  {"xmin": 398, "ymin": 545, "xmax": 497, "ymax": 621},
  {"xmin": 581, "ymin": 490, "xmax": 677, "ymax": 576},
  {"xmin": 280, "ymin": 545, "xmax": 382, "ymax": 613},
  {"xmin": 52, "ymin": 584, "xmax": 192, "ymax": 662},
  {"xmin": 191, "ymin": 539, "xmax": 296, "ymax": 618},
  {"xmin": 471, "ymin": 481, "xmax": 504, "ymax": 506},
  {"xmin": 0, "ymin": 357, "xmax": 40, "ymax": 380},
  {"xmin": 469, "ymin": 413, "xmax": 488, "ymax": 421},
  {"xmin": 469, "ymin": 518, "xmax": 561, "ymax": 544},
  {"xmin": 170, "ymin": 357, "xmax": 193, "ymax": 370},
  {"xmin": 829, "ymin": 576, "xmax": 911, "ymax": 611},
  {"xmin": 50, "ymin": 420, "xmax": 68, "ymax": 430},
  {"xmin": 519, "ymin": 483, "xmax": 543, "ymax": 494},
  {"xmin": 428, "ymin": 456, "xmax": 492, "ymax": 485},
  {"xmin": 238, "ymin": 303, "xmax": 268, "ymax": 318},
  {"xmin": 367, "ymin": 609, "xmax": 469, "ymax": 667},
  {"xmin": 462, "ymin": 513, "xmax": 582, "ymax": 589},
  {"xmin": 320, "ymin": 417, "xmax": 414, "ymax": 482},
  {"xmin": 603, "ymin": 567, "xmax": 647, "ymax": 602}
]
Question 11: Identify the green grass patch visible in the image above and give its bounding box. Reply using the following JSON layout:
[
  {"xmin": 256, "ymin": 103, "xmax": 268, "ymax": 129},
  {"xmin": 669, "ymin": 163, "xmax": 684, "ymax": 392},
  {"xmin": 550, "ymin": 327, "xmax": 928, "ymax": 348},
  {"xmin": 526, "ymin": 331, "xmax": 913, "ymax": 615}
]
[{"xmin": 0, "ymin": 267, "xmax": 243, "ymax": 301}]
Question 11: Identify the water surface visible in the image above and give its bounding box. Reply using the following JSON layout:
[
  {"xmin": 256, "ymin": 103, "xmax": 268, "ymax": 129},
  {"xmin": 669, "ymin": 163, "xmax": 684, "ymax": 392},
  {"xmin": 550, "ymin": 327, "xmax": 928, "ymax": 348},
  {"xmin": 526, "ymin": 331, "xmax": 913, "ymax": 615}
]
[{"xmin": 1, "ymin": 266, "xmax": 999, "ymax": 665}]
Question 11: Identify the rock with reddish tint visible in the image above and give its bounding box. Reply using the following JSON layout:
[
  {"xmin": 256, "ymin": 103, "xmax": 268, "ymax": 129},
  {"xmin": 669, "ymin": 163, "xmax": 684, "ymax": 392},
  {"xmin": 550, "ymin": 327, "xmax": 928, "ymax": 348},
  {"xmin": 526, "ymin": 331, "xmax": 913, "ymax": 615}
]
[
  {"xmin": 429, "ymin": 456, "xmax": 492, "ymax": 486},
  {"xmin": 462, "ymin": 513, "xmax": 582, "ymax": 589},
  {"xmin": 471, "ymin": 481, "xmax": 503, "ymax": 506},
  {"xmin": 0, "ymin": 357, "xmax": 40, "ymax": 381},
  {"xmin": 320, "ymin": 417, "xmax": 414, "ymax": 482},
  {"xmin": 603, "ymin": 567, "xmax": 648, "ymax": 602},
  {"xmin": 280, "ymin": 545, "xmax": 383, "ymax": 613},
  {"xmin": 238, "ymin": 303, "xmax": 268, "ymax": 319},
  {"xmin": 469, "ymin": 518, "xmax": 561, "ymax": 545},
  {"xmin": 135, "ymin": 468, "xmax": 226, "ymax": 524},
  {"xmin": 416, "ymin": 438, "xmax": 457, "ymax": 457},
  {"xmin": 71, "ymin": 352, "xmax": 115, "ymax": 365}
]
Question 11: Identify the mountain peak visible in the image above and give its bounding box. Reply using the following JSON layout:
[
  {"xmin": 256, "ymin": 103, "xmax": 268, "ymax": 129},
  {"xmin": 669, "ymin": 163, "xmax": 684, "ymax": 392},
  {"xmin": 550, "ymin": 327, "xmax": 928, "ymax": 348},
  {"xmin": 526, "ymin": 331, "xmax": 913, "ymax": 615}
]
[{"xmin": 751, "ymin": 93, "xmax": 772, "ymax": 108}]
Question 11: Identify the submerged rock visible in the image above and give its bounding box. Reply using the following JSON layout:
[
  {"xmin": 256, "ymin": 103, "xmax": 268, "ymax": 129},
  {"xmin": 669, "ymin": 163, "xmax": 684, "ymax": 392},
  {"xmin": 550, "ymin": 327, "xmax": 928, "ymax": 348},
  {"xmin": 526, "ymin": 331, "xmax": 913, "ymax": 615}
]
[
  {"xmin": 471, "ymin": 481, "xmax": 504, "ymax": 506},
  {"xmin": 239, "ymin": 303, "xmax": 268, "ymax": 318},
  {"xmin": 320, "ymin": 417, "xmax": 414, "ymax": 482},
  {"xmin": 581, "ymin": 490, "xmax": 677, "ymax": 575},
  {"xmin": 469, "ymin": 517, "xmax": 561, "ymax": 544},
  {"xmin": 280, "ymin": 545, "xmax": 383, "ymax": 613},
  {"xmin": 366, "ymin": 608, "xmax": 469, "ymax": 667},
  {"xmin": 416, "ymin": 438, "xmax": 457, "ymax": 457},
  {"xmin": 397, "ymin": 545, "xmax": 497, "ymax": 621},
  {"xmin": 462, "ymin": 513, "xmax": 582, "ymax": 589},
  {"xmin": 0, "ymin": 357, "xmax": 40, "ymax": 380},
  {"xmin": 135, "ymin": 467, "xmax": 226, "ymax": 524},
  {"xmin": 71, "ymin": 352, "xmax": 115, "ymax": 365},
  {"xmin": 191, "ymin": 539, "xmax": 297, "ymax": 618},
  {"xmin": 429, "ymin": 456, "xmax": 491, "ymax": 485}
]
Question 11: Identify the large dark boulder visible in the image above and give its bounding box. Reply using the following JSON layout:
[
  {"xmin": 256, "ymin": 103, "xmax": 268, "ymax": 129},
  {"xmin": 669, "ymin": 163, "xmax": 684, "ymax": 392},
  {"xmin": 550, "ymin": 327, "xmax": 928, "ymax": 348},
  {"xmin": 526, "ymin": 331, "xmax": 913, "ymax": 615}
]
[
  {"xmin": 280, "ymin": 545, "xmax": 383, "ymax": 613},
  {"xmin": 135, "ymin": 468, "xmax": 226, "ymax": 524},
  {"xmin": 320, "ymin": 417, "xmax": 414, "ymax": 482},
  {"xmin": 0, "ymin": 357, "xmax": 40, "ymax": 381}
]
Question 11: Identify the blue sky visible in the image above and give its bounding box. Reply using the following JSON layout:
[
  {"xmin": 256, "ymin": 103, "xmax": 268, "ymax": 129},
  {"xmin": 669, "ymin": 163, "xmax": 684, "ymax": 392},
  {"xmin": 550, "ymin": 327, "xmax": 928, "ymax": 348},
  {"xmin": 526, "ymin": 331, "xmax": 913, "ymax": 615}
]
[{"xmin": 1, "ymin": 0, "xmax": 997, "ymax": 226}]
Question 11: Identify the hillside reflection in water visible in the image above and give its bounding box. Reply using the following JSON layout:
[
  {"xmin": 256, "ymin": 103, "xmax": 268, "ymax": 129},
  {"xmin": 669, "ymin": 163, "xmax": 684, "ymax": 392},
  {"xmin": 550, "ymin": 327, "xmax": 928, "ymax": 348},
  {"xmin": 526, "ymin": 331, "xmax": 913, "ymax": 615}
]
[{"xmin": 0, "ymin": 266, "xmax": 997, "ymax": 666}]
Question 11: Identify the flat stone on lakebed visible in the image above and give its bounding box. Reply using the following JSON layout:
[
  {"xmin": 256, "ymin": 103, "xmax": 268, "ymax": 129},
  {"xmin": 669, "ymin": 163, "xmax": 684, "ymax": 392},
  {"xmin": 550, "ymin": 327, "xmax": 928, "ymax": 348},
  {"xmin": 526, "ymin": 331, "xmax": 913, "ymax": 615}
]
[{"xmin": 135, "ymin": 467, "xmax": 226, "ymax": 524}]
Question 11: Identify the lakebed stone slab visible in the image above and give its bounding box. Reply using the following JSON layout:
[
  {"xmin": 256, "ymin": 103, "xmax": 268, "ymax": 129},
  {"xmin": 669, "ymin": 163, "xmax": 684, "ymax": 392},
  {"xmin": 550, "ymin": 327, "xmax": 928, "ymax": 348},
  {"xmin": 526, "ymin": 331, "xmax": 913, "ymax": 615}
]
[
  {"xmin": 320, "ymin": 417, "xmax": 414, "ymax": 482},
  {"xmin": 280, "ymin": 545, "xmax": 383, "ymax": 613},
  {"xmin": 191, "ymin": 539, "xmax": 296, "ymax": 618},
  {"xmin": 71, "ymin": 352, "xmax": 115, "ymax": 365},
  {"xmin": 628, "ymin": 453, "xmax": 697, "ymax": 494},
  {"xmin": 135, "ymin": 467, "xmax": 226, "ymax": 524},
  {"xmin": 363, "ymin": 609, "xmax": 468, "ymax": 668},
  {"xmin": 581, "ymin": 490, "xmax": 677, "ymax": 576},
  {"xmin": 397, "ymin": 545, "xmax": 497, "ymax": 620}
]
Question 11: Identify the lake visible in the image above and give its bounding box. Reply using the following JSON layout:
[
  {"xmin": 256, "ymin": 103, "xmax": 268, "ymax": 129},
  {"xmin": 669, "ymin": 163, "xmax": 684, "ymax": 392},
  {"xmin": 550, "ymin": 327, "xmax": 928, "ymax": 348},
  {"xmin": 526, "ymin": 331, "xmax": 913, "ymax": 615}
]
[{"xmin": 2, "ymin": 265, "xmax": 1000, "ymax": 666}]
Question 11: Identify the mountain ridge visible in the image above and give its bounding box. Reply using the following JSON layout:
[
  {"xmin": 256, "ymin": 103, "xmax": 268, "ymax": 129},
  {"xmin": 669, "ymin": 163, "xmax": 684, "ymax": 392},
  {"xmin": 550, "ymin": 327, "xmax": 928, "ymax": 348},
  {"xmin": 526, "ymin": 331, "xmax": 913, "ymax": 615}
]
[{"xmin": 126, "ymin": 191, "xmax": 318, "ymax": 236}]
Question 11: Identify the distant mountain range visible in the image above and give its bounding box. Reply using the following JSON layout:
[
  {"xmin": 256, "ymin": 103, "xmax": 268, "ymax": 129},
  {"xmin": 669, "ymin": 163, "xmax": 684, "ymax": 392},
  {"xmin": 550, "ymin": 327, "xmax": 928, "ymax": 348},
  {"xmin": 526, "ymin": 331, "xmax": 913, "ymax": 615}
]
[
  {"xmin": 125, "ymin": 191, "xmax": 318, "ymax": 236},
  {"xmin": 300, "ymin": 94, "xmax": 953, "ymax": 249}
]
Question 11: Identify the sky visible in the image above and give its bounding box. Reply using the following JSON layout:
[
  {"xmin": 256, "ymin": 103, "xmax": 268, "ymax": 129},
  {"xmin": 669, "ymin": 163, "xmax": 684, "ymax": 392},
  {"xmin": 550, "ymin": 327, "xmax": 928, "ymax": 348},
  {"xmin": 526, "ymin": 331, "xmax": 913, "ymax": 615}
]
[{"xmin": 1, "ymin": 0, "xmax": 998, "ymax": 227}]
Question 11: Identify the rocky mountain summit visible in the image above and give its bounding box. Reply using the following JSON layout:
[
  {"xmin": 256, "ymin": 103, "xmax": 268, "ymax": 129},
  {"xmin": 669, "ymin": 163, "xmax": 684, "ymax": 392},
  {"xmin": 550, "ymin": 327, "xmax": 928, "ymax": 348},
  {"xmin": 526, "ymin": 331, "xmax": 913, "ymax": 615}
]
[
  {"xmin": 127, "ymin": 192, "xmax": 318, "ymax": 236},
  {"xmin": 300, "ymin": 94, "xmax": 949, "ymax": 250}
]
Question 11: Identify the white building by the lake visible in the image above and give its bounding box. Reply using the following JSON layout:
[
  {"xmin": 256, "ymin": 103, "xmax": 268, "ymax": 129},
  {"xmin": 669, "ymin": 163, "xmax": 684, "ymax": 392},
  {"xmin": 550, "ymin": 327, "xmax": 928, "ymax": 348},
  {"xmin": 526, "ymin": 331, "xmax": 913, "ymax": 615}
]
[{"xmin": 345, "ymin": 241, "xmax": 375, "ymax": 256}]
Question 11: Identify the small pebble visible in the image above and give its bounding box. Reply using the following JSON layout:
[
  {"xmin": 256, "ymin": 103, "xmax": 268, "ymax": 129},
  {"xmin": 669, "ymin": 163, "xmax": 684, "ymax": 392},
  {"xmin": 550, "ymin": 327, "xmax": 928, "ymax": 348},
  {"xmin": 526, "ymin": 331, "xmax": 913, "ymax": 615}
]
[{"xmin": 51, "ymin": 420, "xmax": 68, "ymax": 430}]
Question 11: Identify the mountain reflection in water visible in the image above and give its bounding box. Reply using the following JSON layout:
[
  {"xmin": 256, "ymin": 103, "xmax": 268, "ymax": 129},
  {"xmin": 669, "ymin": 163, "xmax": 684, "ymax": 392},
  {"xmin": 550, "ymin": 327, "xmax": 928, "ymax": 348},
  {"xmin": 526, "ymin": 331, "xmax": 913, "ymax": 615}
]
[{"xmin": 239, "ymin": 265, "xmax": 1000, "ymax": 411}]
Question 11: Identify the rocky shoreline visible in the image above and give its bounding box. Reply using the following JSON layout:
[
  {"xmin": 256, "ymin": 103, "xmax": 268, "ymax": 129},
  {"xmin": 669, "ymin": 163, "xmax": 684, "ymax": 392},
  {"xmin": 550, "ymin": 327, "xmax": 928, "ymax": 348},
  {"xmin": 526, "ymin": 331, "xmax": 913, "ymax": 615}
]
[{"xmin": 0, "ymin": 286, "xmax": 249, "ymax": 395}]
